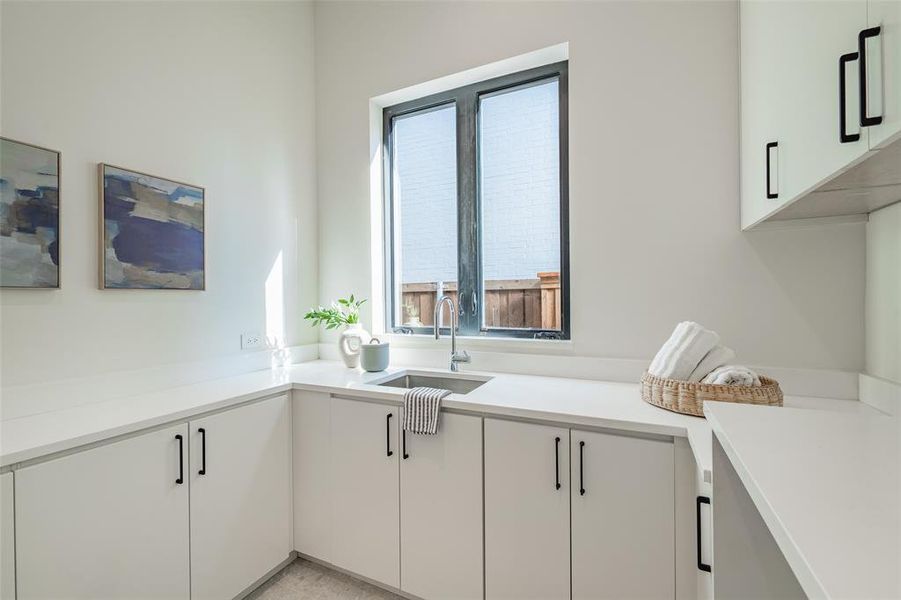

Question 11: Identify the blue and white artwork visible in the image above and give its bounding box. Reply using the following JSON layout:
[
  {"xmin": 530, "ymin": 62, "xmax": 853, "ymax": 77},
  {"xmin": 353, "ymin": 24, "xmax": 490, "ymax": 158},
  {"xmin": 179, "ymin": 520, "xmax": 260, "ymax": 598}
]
[
  {"xmin": 101, "ymin": 164, "xmax": 205, "ymax": 289},
  {"xmin": 0, "ymin": 138, "xmax": 61, "ymax": 288}
]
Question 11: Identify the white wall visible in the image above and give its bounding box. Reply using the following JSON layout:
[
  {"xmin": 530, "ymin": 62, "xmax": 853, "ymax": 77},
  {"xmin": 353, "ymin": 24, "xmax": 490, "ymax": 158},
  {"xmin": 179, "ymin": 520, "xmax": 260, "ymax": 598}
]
[
  {"xmin": 866, "ymin": 203, "xmax": 901, "ymax": 384},
  {"xmin": 315, "ymin": 0, "xmax": 866, "ymax": 371},
  {"xmin": 0, "ymin": 1, "xmax": 318, "ymax": 386}
]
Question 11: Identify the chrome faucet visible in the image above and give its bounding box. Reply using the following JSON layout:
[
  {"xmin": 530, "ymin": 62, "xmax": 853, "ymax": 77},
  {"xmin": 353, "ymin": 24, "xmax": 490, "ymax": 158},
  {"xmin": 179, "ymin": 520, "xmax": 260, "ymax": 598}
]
[{"xmin": 434, "ymin": 295, "xmax": 471, "ymax": 372}]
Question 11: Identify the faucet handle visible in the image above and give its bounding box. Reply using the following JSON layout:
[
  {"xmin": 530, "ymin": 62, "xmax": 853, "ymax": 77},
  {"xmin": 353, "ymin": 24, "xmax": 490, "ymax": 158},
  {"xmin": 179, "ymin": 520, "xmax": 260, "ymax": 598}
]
[{"xmin": 452, "ymin": 350, "xmax": 471, "ymax": 363}]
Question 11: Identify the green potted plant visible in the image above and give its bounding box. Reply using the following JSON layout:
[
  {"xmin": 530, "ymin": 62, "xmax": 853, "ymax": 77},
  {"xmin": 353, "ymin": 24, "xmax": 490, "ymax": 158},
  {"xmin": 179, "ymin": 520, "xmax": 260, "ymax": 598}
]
[{"xmin": 304, "ymin": 295, "xmax": 368, "ymax": 368}]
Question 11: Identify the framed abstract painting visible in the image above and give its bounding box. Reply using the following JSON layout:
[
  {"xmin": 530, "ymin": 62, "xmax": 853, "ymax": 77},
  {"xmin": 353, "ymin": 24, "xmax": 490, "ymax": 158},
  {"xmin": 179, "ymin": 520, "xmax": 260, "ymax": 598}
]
[
  {"xmin": 0, "ymin": 137, "xmax": 61, "ymax": 288},
  {"xmin": 100, "ymin": 163, "xmax": 205, "ymax": 290}
]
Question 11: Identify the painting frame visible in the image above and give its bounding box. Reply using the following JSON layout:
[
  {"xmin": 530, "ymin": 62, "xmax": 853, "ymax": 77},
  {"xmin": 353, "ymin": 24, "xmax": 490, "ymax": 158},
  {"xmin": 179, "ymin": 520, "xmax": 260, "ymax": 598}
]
[
  {"xmin": 98, "ymin": 163, "xmax": 206, "ymax": 291},
  {"xmin": 0, "ymin": 136, "xmax": 62, "ymax": 289}
]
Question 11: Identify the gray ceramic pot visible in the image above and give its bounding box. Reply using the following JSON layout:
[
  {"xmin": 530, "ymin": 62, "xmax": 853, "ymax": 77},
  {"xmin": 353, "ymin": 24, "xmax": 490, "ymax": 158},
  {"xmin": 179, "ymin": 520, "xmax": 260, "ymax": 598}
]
[{"xmin": 360, "ymin": 338, "xmax": 390, "ymax": 372}]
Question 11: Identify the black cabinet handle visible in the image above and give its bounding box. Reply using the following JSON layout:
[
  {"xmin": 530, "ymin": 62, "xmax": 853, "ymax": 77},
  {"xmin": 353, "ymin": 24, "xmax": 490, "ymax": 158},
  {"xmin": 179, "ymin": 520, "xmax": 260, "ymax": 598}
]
[
  {"xmin": 765, "ymin": 142, "xmax": 778, "ymax": 199},
  {"xmin": 402, "ymin": 429, "xmax": 409, "ymax": 459},
  {"xmin": 386, "ymin": 413, "xmax": 394, "ymax": 457},
  {"xmin": 859, "ymin": 26, "xmax": 883, "ymax": 127},
  {"xmin": 697, "ymin": 496, "xmax": 712, "ymax": 573},
  {"xmin": 198, "ymin": 428, "xmax": 207, "ymax": 475},
  {"xmin": 579, "ymin": 440, "xmax": 585, "ymax": 496},
  {"xmin": 554, "ymin": 436, "xmax": 561, "ymax": 490},
  {"xmin": 175, "ymin": 434, "xmax": 184, "ymax": 485},
  {"xmin": 840, "ymin": 52, "xmax": 861, "ymax": 143}
]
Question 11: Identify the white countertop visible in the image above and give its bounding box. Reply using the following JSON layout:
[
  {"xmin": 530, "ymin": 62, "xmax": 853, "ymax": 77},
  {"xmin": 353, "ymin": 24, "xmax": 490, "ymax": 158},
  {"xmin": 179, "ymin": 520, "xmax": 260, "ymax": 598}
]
[
  {"xmin": 0, "ymin": 360, "xmax": 869, "ymax": 481},
  {"xmin": 705, "ymin": 402, "xmax": 900, "ymax": 600}
]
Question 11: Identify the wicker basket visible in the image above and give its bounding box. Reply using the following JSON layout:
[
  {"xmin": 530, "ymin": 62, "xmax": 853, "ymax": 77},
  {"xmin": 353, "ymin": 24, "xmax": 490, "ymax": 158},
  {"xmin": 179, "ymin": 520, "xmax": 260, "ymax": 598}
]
[{"xmin": 640, "ymin": 372, "xmax": 783, "ymax": 417}]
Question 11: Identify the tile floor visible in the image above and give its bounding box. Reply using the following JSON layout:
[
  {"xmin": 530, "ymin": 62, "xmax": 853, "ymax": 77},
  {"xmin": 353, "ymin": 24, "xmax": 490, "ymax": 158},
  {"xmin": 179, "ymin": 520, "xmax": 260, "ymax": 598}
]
[{"xmin": 248, "ymin": 558, "xmax": 403, "ymax": 600}]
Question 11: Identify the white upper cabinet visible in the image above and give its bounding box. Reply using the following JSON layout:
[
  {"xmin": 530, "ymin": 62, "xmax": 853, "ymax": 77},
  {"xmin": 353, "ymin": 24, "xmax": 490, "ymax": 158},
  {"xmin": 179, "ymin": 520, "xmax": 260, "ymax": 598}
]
[
  {"xmin": 868, "ymin": 1, "xmax": 901, "ymax": 149},
  {"xmin": 15, "ymin": 424, "xmax": 191, "ymax": 600},
  {"xmin": 329, "ymin": 397, "xmax": 400, "ymax": 588},
  {"xmin": 484, "ymin": 418, "xmax": 570, "ymax": 600},
  {"xmin": 400, "ymin": 412, "xmax": 483, "ymax": 600},
  {"xmin": 741, "ymin": 0, "xmax": 870, "ymax": 228},
  {"xmin": 189, "ymin": 395, "xmax": 291, "ymax": 600},
  {"xmin": 571, "ymin": 430, "xmax": 675, "ymax": 600},
  {"xmin": 741, "ymin": 0, "xmax": 901, "ymax": 228}
]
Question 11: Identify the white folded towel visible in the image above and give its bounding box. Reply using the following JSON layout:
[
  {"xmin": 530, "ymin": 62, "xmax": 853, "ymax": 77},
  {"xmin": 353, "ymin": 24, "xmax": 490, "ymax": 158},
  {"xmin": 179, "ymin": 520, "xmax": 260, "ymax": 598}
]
[
  {"xmin": 648, "ymin": 322, "xmax": 720, "ymax": 381},
  {"xmin": 687, "ymin": 345, "xmax": 735, "ymax": 383},
  {"xmin": 702, "ymin": 365, "xmax": 761, "ymax": 386}
]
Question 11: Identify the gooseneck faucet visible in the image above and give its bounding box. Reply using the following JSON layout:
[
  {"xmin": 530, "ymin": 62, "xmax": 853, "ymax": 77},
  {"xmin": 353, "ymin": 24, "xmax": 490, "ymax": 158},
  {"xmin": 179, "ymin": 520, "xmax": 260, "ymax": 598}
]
[{"xmin": 434, "ymin": 295, "xmax": 471, "ymax": 372}]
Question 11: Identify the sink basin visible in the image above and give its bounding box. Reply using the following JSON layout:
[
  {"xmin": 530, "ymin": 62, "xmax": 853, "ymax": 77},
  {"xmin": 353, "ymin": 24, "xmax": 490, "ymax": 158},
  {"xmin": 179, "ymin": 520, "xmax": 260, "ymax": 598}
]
[{"xmin": 374, "ymin": 372, "xmax": 490, "ymax": 395}]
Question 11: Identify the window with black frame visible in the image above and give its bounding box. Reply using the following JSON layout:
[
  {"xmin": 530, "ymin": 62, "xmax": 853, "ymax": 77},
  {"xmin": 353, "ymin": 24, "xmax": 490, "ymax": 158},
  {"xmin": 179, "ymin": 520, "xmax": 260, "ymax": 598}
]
[{"xmin": 383, "ymin": 61, "xmax": 569, "ymax": 340}]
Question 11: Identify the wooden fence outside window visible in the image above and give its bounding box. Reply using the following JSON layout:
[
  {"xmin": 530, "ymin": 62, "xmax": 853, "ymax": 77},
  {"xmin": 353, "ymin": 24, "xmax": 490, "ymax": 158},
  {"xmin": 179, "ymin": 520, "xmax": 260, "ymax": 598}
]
[{"xmin": 400, "ymin": 272, "xmax": 560, "ymax": 331}]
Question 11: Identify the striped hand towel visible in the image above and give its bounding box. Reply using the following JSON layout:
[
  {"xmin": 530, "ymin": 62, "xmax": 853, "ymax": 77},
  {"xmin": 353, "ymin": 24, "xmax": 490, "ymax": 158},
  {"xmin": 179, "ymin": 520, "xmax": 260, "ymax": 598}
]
[{"xmin": 403, "ymin": 387, "xmax": 450, "ymax": 435}]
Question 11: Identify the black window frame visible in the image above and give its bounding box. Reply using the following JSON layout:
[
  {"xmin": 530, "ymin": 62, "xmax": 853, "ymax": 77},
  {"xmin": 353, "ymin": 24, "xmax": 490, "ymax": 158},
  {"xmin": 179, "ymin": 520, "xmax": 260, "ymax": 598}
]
[{"xmin": 383, "ymin": 61, "xmax": 570, "ymax": 340}]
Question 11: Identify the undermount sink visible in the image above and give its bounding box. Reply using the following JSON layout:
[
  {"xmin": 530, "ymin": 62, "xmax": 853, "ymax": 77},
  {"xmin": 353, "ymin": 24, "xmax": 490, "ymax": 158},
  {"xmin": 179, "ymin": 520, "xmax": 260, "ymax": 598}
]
[{"xmin": 374, "ymin": 372, "xmax": 490, "ymax": 395}]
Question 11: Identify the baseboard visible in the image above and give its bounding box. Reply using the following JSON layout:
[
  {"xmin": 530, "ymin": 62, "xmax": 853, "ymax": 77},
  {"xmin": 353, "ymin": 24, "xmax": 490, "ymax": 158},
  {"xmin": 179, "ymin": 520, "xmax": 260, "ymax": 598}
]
[
  {"xmin": 295, "ymin": 552, "xmax": 423, "ymax": 600},
  {"xmin": 236, "ymin": 551, "xmax": 298, "ymax": 600},
  {"xmin": 859, "ymin": 373, "xmax": 901, "ymax": 416},
  {"xmin": 319, "ymin": 343, "xmax": 859, "ymax": 400}
]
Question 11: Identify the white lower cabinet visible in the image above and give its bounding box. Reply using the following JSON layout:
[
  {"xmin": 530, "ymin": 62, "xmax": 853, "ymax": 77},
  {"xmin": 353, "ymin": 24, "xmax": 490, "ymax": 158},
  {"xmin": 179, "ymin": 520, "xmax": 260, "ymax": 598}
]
[
  {"xmin": 329, "ymin": 397, "xmax": 400, "ymax": 587},
  {"xmin": 571, "ymin": 429, "xmax": 675, "ymax": 600},
  {"xmin": 400, "ymin": 412, "xmax": 483, "ymax": 600},
  {"xmin": 1, "ymin": 472, "xmax": 15, "ymax": 600},
  {"xmin": 15, "ymin": 423, "xmax": 191, "ymax": 600},
  {"xmin": 189, "ymin": 395, "xmax": 291, "ymax": 600},
  {"xmin": 484, "ymin": 418, "xmax": 570, "ymax": 600},
  {"xmin": 293, "ymin": 390, "xmax": 333, "ymax": 562}
]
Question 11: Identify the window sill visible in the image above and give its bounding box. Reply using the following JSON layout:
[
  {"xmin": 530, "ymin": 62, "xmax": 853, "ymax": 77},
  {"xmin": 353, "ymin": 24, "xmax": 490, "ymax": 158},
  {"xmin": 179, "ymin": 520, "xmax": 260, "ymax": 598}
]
[{"xmin": 378, "ymin": 332, "xmax": 574, "ymax": 355}]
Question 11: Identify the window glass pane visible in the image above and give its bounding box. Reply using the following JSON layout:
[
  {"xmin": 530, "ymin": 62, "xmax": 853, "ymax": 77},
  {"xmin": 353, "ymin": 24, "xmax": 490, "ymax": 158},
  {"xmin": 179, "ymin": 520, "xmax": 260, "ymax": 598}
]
[
  {"xmin": 391, "ymin": 104, "xmax": 458, "ymax": 328},
  {"xmin": 479, "ymin": 78, "xmax": 561, "ymax": 330}
]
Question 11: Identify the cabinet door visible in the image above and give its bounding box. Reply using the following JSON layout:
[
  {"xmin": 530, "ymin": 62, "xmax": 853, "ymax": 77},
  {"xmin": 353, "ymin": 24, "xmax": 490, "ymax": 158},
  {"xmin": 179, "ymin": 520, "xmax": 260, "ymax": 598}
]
[
  {"xmin": 484, "ymin": 419, "xmax": 569, "ymax": 600},
  {"xmin": 869, "ymin": 0, "xmax": 901, "ymax": 148},
  {"xmin": 400, "ymin": 413, "xmax": 482, "ymax": 600},
  {"xmin": 330, "ymin": 398, "xmax": 399, "ymax": 587},
  {"xmin": 189, "ymin": 395, "xmax": 291, "ymax": 600},
  {"xmin": 1, "ymin": 472, "xmax": 14, "ymax": 600},
  {"xmin": 740, "ymin": 0, "xmax": 791, "ymax": 228},
  {"xmin": 16, "ymin": 424, "xmax": 190, "ymax": 600},
  {"xmin": 777, "ymin": 1, "xmax": 869, "ymax": 204},
  {"xmin": 571, "ymin": 430, "xmax": 675, "ymax": 600},
  {"xmin": 293, "ymin": 390, "xmax": 332, "ymax": 561}
]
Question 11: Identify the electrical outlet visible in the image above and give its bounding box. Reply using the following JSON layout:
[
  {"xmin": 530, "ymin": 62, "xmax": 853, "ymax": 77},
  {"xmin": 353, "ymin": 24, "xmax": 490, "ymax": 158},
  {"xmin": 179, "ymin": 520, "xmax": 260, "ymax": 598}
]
[{"xmin": 241, "ymin": 332, "xmax": 264, "ymax": 350}]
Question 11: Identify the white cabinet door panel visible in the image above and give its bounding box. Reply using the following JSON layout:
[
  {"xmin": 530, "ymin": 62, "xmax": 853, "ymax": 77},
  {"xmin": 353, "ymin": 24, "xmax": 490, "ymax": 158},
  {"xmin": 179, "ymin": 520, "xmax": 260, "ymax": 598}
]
[
  {"xmin": 869, "ymin": 0, "xmax": 901, "ymax": 148},
  {"xmin": 776, "ymin": 1, "xmax": 869, "ymax": 204},
  {"xmin": 571, "ymin": 430, "xmax": 675, "ymax": 600},
  {"xmin": 293, "ymin": 390, "xmax": 332, "ymax": 561},
  {"xmin": 15, "ymin": 424, "xmax": 190, "ymax": 600},
  {"xmin": 330, "ymin": 398, "xmax": 399, "ymax": 588},
  {"xmin": 400, "ymin": 412, "xmax": 482, "ymax": 600},
  {"xmin": 485, "ymin": 418, "xmax": 569, "ymax": 600},
  {"xmin": 1, "ymin": 472, "xmax": 14, "ymax": 600},
  {"xmin": 190, "ymin": 395, "xmax": 291, "ymax": 600}
]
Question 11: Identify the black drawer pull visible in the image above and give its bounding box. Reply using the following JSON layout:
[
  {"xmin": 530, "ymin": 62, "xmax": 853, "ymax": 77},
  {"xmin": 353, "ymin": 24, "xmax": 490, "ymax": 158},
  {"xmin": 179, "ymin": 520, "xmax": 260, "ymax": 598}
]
[
  {"xmin": 840, "ymin": 52, "xmax": 861, "ymax": 143},
  {"xmin": 554, "ymin": 436, "xmax": 561, "ymax": 490},
  {"xmin": 859, "ymin": 26, "xmax": 883, "ymax": 127},
  {"xmin": 198, "ymin": 428, "xmax": 207, "ymax": 475},
  {"xmin": 697, "ymin": 496, "xmax": 712, "ymax": 573},
  {"xmin": 765, "ymin": 142, "xmax": 778, "ymax": 199},
  {"xmin": 175, "ymin": 434, "xmax": 184, "ymax": 485},
  {"xmin": 579, "ymin": 441, "xmax": 585, "ymax": 496},
  {"xmin": 402, "ymin": 429, "xmax": 409, "ymax": 460},
  {"xmin": 386, "ymin": 413, "xmax": 394, "ymax": 457}
]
